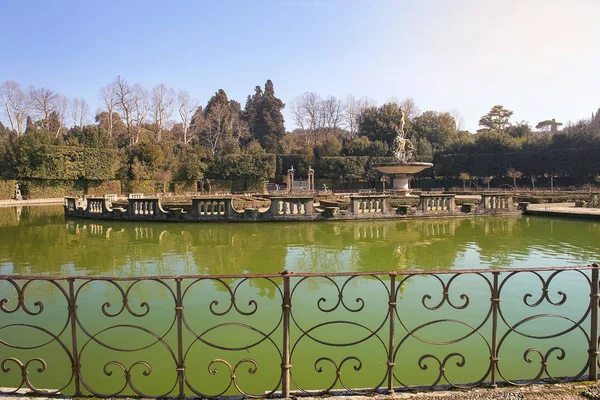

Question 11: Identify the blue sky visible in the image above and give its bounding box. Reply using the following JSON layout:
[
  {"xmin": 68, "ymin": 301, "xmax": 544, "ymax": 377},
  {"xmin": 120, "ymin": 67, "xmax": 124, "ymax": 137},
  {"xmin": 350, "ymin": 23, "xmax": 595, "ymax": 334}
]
[{"xmin": 1, "ymin": 0, "xmax": 599, "ymax": 131}]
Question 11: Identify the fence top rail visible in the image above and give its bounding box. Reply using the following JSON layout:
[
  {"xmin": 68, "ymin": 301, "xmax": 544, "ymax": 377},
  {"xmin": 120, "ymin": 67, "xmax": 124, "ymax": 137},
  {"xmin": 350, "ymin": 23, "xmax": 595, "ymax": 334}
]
[{"xmin": 0, "ymin": 264, "xmax": 597, "ymax": 282}]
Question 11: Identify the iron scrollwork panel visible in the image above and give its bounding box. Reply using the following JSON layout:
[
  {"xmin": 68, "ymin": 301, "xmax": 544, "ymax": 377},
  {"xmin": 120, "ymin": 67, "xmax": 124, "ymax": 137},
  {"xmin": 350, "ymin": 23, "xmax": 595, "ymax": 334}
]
[
  {"xmin": 180, "ymin": 277, "xmax": 284, "ymax": 398},
  {"xmin": 495, "ymin": 269, "xmax": 593, "ymax": 384},
  {"xmin": 73, "ymin": 278, "xmax": 179, "ymax": 397},
  {"xmin": 288, "ymin": 274, "xmax": 391, "ymax": 395},
  {"xmin": 392, "ymin": 272, "xmax": 494, "ymax": 390},
  {"xmin": 0, "ymin": 278, "xmax": 74, "ymax": 395}
]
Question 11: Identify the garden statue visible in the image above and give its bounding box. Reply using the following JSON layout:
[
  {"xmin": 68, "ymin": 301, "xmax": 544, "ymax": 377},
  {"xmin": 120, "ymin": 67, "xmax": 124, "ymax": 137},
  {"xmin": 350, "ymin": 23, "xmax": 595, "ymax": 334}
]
[{"xmin": 391, "ymin": 109, "xmax": 415, "ymax": 162}]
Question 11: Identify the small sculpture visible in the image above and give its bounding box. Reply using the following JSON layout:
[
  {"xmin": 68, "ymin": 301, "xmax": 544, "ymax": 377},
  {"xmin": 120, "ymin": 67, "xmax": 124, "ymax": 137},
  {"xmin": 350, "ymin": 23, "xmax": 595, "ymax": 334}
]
[{"xmin": 15, "ymin": 183, "xmax": 22, "ymax": 201}]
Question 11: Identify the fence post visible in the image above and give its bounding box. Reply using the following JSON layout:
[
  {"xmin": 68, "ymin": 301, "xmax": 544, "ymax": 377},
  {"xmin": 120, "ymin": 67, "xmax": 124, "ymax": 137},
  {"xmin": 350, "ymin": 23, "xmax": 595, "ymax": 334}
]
[
  {"xmin": 175, "ymin": 278, "xmax": 185, "ymax": 399},
  {"xmin": 490, "ymin": 272, "xmax": 500, "ymax": 388},
  {"xmin": 67, "ymin": 279, "xmax": 81, "ymax": 396},
  {"xmin": 590, "ymin": 265, "xmax": 599, "ymax": 381},
  {"xmin": 387, "ymin": 274, "xmax": 397, "ymax": 394},
  {"xmin": 281, "ymin": 271, "xmax": 292, "ymax": 398}
]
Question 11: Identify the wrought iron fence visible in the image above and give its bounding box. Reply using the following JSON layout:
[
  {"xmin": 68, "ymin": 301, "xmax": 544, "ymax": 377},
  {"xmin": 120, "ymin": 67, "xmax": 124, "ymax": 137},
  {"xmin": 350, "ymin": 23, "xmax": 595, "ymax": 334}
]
[{"xmin": 0, "ymin": 265, "xmax": 599, "ymax": 398}]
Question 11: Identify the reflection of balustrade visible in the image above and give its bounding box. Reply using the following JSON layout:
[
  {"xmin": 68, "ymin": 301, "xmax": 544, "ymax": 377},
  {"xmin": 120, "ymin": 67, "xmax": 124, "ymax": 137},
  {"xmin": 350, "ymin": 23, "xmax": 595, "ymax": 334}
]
[
  {"xmin": 481, "ymin": 193, "xmax": 513, "ymax": 211},
  {"xmin": 270, "ymin": 197, "xmax": 314, "ymax": 216},
  {"xmin": 191, "ymin": 198, "xmax": 233, "ymax": 217},
  {"xmin": 350, "ymin": 195, "xmax": 390, "ymax": 214},
  {"xmin": 127, "ymin": 198, "xmax": 167, "ymax": 218},
  {"xmin": 1, "ymin": 265, "xmax": 598, "ymax": 398},
  {"xmin": 419, "ymin": 194, "xmax": 456, "ymax": 212}
]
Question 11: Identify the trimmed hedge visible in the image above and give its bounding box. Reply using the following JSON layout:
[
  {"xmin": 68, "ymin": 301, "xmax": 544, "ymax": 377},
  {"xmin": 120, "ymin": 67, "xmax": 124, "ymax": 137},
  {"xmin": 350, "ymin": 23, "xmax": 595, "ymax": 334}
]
[
  {"xmin": 208, "ymin": 154, "xmax": 276, "ymax": 180},
  {"xmin": 124, "ymin": 180, "xmax": 157, "ymax": 195},
  {"xmin": 0, "ymin": 180, "xmax": 17, "ymax": 200},
  {"xmin": 172, "ymin": 181, "xmax": 198, "ymax": 194},
  {"xmin": 20, "ymin": 180, "xmax": 85, "ymax": 199},
  {"xmin": 16, "ymin": 145, "xmax": 120, "ymax": 180},
  {"xmin": 434, "ymin": 147, "xmax": 600, "ymax": 178},
  {"xmin": 86, "ymin": 180, "xmax": 122, "ymax": 196}
]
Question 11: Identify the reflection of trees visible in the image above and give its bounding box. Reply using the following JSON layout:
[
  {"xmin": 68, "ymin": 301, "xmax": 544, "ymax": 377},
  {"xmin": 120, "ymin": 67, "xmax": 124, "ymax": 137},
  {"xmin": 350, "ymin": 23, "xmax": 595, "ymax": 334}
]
[{"xmin": 1, "ymin": 206, "xmax": 599, "ymax": 278}]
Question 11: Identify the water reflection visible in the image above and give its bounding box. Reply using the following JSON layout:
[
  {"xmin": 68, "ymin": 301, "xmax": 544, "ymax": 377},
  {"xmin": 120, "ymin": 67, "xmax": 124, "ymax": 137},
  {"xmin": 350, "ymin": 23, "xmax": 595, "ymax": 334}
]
[{"xmin": 0, "ymin": 205, "xmax": 598, "ymax": 277}]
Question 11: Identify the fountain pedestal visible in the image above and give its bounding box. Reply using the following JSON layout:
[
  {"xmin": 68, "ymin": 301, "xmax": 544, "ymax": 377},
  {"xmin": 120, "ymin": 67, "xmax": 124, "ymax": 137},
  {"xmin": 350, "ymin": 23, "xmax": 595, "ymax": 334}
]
[{"xmin": 372, "ymin": 161, "xmax": 433, "ymax": 194}]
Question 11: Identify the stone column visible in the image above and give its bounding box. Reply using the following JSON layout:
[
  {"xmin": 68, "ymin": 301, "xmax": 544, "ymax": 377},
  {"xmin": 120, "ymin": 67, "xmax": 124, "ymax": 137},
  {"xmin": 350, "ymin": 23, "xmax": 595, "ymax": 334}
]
[
  {"xmin": 287, "ymin": 166, "xmax": 295, "ymax": 193},
  {"xmin": 308, "ymin": 166, "xmax": 315, "ymax": 192}
]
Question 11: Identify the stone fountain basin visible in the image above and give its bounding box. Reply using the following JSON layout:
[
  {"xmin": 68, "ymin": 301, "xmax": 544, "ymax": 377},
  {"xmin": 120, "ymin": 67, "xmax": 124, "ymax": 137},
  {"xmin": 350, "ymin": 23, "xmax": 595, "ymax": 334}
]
[{"xmin": 372, "ymin": 162, "xmax": 433, "ymax": 175}]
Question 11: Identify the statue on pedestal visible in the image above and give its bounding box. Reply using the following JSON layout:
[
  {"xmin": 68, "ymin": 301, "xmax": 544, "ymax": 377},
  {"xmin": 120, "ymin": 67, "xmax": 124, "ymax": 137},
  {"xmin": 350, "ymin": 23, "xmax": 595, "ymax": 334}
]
[
  {"xmin": 391, "ymin": 109, "xmax": 415, "ymax": 162},
  {"xmin": 15, "ymin": 183, "xmax": 22, "ymax": 201}
]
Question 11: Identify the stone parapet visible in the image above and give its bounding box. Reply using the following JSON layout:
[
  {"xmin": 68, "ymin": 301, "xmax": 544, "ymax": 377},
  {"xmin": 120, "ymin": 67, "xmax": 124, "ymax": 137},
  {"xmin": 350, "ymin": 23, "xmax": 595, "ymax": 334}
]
[
  {"xmin": 350, "ymin": 195, "xmax": 390, "ymax": 214},
  {"xmin": 419, "ymin": 194, "xmax": 456, "ymax": 212}
]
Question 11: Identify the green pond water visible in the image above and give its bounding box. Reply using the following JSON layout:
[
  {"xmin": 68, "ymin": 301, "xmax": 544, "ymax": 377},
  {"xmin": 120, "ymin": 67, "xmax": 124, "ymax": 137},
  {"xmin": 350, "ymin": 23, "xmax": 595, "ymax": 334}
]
[{"xmin": 0, "ymin": 205, "xmax": 599, "ymax": 396}]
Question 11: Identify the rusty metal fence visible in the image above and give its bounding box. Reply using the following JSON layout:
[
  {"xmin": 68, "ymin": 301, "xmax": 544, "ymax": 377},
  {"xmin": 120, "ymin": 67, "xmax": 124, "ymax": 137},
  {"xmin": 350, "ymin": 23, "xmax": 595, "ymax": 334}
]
[{"xmin": 0, "ymin": 265, "xmax": 599, "ymax": 398}]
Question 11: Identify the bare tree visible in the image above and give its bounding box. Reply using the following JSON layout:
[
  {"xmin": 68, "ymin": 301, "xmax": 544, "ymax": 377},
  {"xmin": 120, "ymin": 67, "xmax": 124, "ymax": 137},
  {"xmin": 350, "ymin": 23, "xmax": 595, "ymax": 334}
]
[
  {"xmin": 71, "ymin": 97, "xmax": 89, "ymax": 128},
  {"xmin": 54, "ymin": 94, "xmax": 69, "ymax": 137},
  {"xmin": 151, "ymin": 84, "xmax": 175, "ymax": 143},
  {"xmin": 31, "ymin": 87, "xmax": 57, "ymax": 132},
  {"xmin": 113, "ymin": 76, "xmax": 135, "ymax": 144},
  {"xmin": 201, "ymin": 102, "xmax": 230, "ymax": 155},
  {"xmin": 290, "ymin": 92, "xmax": 322, "ymax": 144},
  {"xmin": 449, "ymin": 108, "xmax": 465, "ymax": 130},
  {"xmin": 321, "ymin": 95, "xmax": 345, "ymax": 135},
  {"xmin": 399, "ymin": 97, "xmax": 421, "ymax": 120},
  {"xmin": 299, "ymin": 92, "xmax": 321, "ymax": 132},
  {"xmin": 132, "ymin": 83, "xmax": 150, "ymax": 144},
  {"xmin": 344, "ymin": 94, "xmax": 360, "ymax": 136},
  {"xmin": 0, "ymin": 81, "xmax": 32, "ymax": 135},
  {"xmin": 176, "ymin": 91, "xmax": 198, "ymax": 145},
  {"xmin": 99, "ymin": 83, "xmax": 117, "ymax": 136},
  {"xmin": 289, "ymin": 97, "xmax": 306, "ymax": 131}
]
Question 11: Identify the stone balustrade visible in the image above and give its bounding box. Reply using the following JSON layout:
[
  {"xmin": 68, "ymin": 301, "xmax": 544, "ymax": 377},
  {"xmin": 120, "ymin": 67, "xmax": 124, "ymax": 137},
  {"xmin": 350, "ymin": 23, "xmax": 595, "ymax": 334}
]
[
  {"xmin": 127, "ymin": 198, "xmax": 167, "ymax": 218},
  {"xmin": 191, "ymin": 198, "xmax": 233, "ymax": 217},
  {"xmin": 350, "ymin": 195, "xmax": 390, "ymax": 214},
  {"xmin": 419, "ymin": 194, "xmax": 456, "ymax": 212},
  {"xmin": 269, "ymin": 197, "xmax": 314, "ymax": 216},
  {"xmin": 85, "ymin": 197, "xmax": 111, "ymax": 214},
  {"xmin": 481, "ymin": 193, "xmax": 514, "ymax": 211},
  {"xmin": 128, "ymin": 193, "xmax": 144, "ymax": 199}
]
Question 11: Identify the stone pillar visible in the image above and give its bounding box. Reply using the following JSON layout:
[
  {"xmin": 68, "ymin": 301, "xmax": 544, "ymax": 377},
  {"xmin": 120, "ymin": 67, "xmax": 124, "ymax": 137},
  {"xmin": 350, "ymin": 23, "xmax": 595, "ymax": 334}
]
[
  {"xmin": 287, "ymin": 166, "xmax": 295, "ymax": 193},
  {"xmin": 308, "ymin": 166, "xmax": 315, "ymax": 192}
]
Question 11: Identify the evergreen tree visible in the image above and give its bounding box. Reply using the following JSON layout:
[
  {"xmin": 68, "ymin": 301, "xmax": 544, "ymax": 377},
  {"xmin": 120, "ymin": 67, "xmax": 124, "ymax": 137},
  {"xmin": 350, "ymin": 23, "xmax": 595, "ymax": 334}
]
[
  {"xmin": 243, "ymin": 86, "xmax": 262, "ymax": 136},
  {"xmin": 25, "ymin": 116, "xmax": 36, "ymax": 134},
  {"xmin": 244, "ymin": 80, "xmax": 285, "ymax": 153}
]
